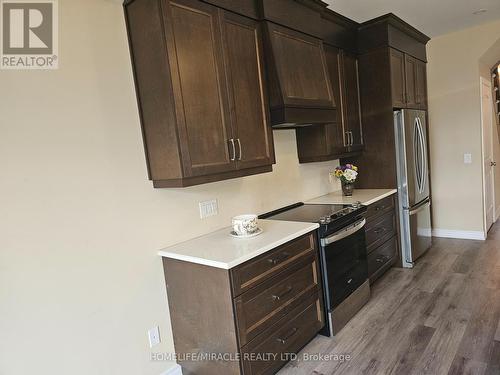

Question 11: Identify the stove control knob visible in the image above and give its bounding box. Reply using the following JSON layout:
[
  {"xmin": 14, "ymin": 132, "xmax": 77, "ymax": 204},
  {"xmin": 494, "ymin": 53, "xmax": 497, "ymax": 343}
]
[
  {"xmin": 351, "ymin": 201, "xmax": 362, "ymax": 209},
  {"xmin": 319, "ymin": 217, "xmax": 327, "ymax": 224}
]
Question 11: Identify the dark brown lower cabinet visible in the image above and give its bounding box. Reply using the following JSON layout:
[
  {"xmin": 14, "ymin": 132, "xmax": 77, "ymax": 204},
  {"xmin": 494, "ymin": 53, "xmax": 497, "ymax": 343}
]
[
  {"xmin": 162, "ymin": 232, "xmax": 324, "ymax": 375},
  {"xmin": 240, "ymin": 293, "xmax": 323, "ymax": 374},
  {"xmin": 365, "ymin": 195, "xmax": 400, "ymax": 283},
  {"xmin": 368, "ymin": 236, "xmax": 398, "ymax": 282}
]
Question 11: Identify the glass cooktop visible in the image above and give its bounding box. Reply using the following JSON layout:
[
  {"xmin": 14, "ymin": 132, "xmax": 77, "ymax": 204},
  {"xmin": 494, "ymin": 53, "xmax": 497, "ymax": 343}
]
[{"xmin": 260, "ymin": 203, "xmax": 362, "ymax": 224}]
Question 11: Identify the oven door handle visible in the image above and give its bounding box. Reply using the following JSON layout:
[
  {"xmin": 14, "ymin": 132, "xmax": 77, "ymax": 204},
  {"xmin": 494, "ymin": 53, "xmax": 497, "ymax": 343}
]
[{"xmin": 321, "ymin": 218, "xmax": 366, "ymax": 246}]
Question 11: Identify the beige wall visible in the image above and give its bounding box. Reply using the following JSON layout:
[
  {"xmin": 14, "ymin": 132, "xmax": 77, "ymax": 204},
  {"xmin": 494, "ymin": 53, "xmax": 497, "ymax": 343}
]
[
  {"xmin": 427, "ymin": 19, "xmax": 500, "ymax": 234},
  {"xmin": 0, "ymin": 1, "xmax": 339, "ymax": 374}
]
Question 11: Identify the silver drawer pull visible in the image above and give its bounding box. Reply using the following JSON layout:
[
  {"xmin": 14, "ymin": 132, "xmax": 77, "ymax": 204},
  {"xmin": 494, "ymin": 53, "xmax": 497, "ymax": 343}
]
[
  {"xmin": 276, "ymin": 327, "xmax": 298, "ymax": 344},
  {"xmin": 347, "ymin": 278, "xmax": 353, "ymax": 284},
  {"xmin": 373, "ymin": 227, "xmax": 387, "ymax": 234},
  {"xmin": 272, "ymin": 286, "xmax": 293, "ymax": 301}
]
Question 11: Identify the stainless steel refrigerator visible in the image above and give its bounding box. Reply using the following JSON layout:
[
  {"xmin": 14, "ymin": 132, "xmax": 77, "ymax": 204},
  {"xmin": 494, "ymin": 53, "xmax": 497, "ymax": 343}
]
[{"xmin": 394, "ymin": 109, "xmax": 432, "ymax": 268}]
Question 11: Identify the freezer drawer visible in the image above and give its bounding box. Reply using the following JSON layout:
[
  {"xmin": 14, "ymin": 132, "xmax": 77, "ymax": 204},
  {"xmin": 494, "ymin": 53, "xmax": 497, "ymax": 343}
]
[{"xmin": 401, "ymin": 199, "xmax": 432, "ymax": 267}]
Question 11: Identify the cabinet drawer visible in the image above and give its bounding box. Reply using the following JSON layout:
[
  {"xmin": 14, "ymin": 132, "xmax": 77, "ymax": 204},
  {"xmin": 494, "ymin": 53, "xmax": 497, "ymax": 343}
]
[
  {"xmin": 368, "ymin": 236, "xmax": 398, "ymax": 282},
  {"xmin": 365, "ymin": 195, "xmax": 395, "ymax": 220},
  {"xmin": 366, "ymin": 211, "xmax": 396, "ymax": 253},
  {"xmin": 234, "ymin": 254, "xmax": 320, "ymax": 347},
  {"xmin": 230, "ymin": 233, "xmax": 316, "ymax": 296},
  {"xmin": 241, "ymin": 294, "xmax": 324, "ymax": 375}
]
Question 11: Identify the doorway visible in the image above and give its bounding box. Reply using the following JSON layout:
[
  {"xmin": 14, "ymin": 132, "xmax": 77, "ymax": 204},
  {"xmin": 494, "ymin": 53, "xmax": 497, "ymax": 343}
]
[{"xmin": 480, "ymin": 76, "xmax": 496, "ymax": 234}]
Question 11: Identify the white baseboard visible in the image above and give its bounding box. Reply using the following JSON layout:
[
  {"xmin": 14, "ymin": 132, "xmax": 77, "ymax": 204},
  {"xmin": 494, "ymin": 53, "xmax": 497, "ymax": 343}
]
[
  {"xmin": 160, "ymin": 364, "xmax": 182, "ymax": 375},
  {"xmin": 432, "ymin": 228, "xmax": 486, "ymax": 241}
]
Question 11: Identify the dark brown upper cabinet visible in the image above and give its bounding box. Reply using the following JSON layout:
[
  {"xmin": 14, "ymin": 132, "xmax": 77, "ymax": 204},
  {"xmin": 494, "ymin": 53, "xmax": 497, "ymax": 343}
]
[
  {"xmin": 415, "ymin": 58, "xmax": 428, "ymax": 109},
  {"xmin": 324, "ymin": 46, "xmax": 347, "ymax": 156},
  {"xmin": 296, "ymin": 46, "xmax": 363, "ymax": 163},
  {"xmin": 389, "ymin": 49, "xmax": 406, "ymax": 108},
  {"xmin": 221, "ymin": 11, "xmax": 275, "ymax": 170},
  {"xmin": 125, "ymin": 0, "xmax": 274, "ymax": 188},
  {"xmin": 389, "ymin": 48, "xmax": 427, "ymax": 109},
  {"xmin": 404, "ymin": 54, "xmax": 417, "ymax": 107},
  {"xmin": 264, "ymin": 22, "xmax": 337, "ymax": 127},
  {"xmin": 341, "ymin": 51, "xmax": 364, "ymax": 151},
  {"xmin": 345, "ymin": 14, "xmax": 430, "ymax": 189}
]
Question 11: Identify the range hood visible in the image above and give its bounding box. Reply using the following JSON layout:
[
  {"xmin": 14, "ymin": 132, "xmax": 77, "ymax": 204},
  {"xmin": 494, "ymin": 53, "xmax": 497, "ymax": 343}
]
[{"xmin": 264, "ymin": 21, "xmax": 338, "ymax": 128}]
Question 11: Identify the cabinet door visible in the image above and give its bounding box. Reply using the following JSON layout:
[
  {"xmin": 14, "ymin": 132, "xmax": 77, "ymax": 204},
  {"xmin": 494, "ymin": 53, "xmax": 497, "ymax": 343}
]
[
  {"xmin": 165, "ymin": 0, "xmax": 236, "ymax": 177},
  {"xmin": 415, "ymin": 59, "xmax": 428, "ymax": 110},
  {"xmin": 295, "ymin": 125, "xmax": 330, "ymax": 162},
  {"xmin": 389, "ymin": 48, "xmax": 406, "ymax": 108},
  {"xmin": 221, "ymin": 12, "xmax": 275, "ymax": 170},
  {"xmin": 266, "ymin": 22, "xmax": 335, "ymax": 109},
  {"xmin": 324, "ymin": 45, "xmax": 348, "ymax": 154},
  {"xmin": 404, "ymin": 54, "xmax": 418, "ymax": 108},
  {"xmin": 341, "ymin": 51, "xmax": 364, "ymax": 151}
]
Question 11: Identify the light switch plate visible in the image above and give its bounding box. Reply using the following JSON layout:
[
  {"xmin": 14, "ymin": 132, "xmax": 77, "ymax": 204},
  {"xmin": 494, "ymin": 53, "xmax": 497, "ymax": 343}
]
[
  {"xmin": 199, "ymin": 199, "xmax": 218, "ymax": 219},
  {"xmin": 464, "ymin": 153, "xmax": 472, "ymax": 164},
  {"xmin": 148, "ymin": 326, "xmax": 161, "ymax": 348}
]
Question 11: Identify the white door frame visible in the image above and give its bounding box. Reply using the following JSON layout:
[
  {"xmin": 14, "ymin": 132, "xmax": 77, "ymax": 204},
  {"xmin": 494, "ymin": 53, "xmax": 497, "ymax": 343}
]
[{"xmin": 480, "ymin": 76, "xmax": 496, "ymax": 235}]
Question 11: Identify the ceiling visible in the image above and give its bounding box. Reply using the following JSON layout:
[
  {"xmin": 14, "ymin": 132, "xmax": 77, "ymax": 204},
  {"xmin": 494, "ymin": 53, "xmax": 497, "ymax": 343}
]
[{"xmin": 325, "ymin": 0, "xmax": 500, "ymax": 37}]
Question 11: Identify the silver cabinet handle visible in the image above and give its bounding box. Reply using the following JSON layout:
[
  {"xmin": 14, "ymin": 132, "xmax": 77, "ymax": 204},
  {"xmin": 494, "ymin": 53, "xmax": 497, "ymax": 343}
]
[
  {"xmin": 228, "ymin": 139, "xmax": 236, "ymax": 161},
  {"xmin": 236, "ymin": 138, "xmax": 242, "ymax": 161},
  {"xmin": 272, "ymin": 286, "xmax": 293, "ymax": 301},
  {"xmin": 350, "ymin": 131, "xmax": 354, "ymax": 146},
  {"xmin": 276, "ymin": 327, "xmax": 298, "ymax": 345},
  {"xmin": 491, "ymin": 161, "xmax": 497, "ymax": 167}
]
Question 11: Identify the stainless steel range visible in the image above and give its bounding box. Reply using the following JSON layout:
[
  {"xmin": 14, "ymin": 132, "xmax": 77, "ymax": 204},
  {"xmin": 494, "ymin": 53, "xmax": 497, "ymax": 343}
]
[{"xmin": 260, "ymin": 202, "xmax": 370, "ymax": 336}]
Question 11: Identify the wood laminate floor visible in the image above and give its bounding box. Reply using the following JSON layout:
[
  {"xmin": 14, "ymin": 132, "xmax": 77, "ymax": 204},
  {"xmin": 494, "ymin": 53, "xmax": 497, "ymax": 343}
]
[{"xmin": 279, "ymin": 225, "xmax": 500, "ymax": 375}]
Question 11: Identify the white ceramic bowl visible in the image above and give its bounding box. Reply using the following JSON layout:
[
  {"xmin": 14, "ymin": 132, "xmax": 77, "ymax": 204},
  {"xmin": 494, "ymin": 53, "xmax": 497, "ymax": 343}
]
[{"xmin": 231, "ymin": 214, "xmax": 258, "ymax": 236}]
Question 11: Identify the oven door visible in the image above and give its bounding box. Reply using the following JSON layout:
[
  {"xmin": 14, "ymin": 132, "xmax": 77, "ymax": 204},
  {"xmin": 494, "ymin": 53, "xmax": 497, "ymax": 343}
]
[{"xmin": 320, "ymin": 217, "xmax": 368, "ymax": 310}]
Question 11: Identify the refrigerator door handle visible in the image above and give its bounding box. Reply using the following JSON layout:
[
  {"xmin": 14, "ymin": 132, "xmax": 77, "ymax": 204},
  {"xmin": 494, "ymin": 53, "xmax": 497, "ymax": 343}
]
[
  {"xmin": 417, "ymin": 117, "xmax": 428, "ymax": 194},
  {"xmin": 409, "ymin": 199, "xmax": 431, "ymax": 216},
  {"xmin": 413, "ymin": 118, "xmax": 422, "ymax": 194}
]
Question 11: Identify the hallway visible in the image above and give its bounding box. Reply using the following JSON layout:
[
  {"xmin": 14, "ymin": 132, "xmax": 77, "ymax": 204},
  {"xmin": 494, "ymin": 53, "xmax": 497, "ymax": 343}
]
[{"xmin": 279, "ymin": 227, "xmax": 500, "ymax": 374}]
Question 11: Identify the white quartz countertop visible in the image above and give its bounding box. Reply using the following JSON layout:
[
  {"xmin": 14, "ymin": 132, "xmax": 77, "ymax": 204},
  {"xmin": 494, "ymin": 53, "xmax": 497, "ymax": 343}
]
[
  {"xmin": 306, "ymin": 188, "xmax": 397, "ymax": 206},
  {"xmin": 158, "ymin": 220, "xmax": 319, "ymax": 269}
]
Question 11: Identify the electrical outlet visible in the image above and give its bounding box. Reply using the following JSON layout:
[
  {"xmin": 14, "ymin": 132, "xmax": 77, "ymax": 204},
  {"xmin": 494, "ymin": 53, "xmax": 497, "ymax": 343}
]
[
  {"xmin": 148, "ymin": 326, "xmax": 161, "ymax": 348},
  {"xmin": 199, "ymin": 199, "xmax": 218, "ymax": 219},
  {"xmin": 464, "ymin": 153, "xmax": 472, "ymax": 164}
]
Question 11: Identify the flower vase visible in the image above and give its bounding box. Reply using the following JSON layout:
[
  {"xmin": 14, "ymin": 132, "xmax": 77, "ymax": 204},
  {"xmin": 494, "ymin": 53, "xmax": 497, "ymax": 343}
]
[{"xmin": 342, "ymin": 182, "xmax": 354, "ymax": 196}]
